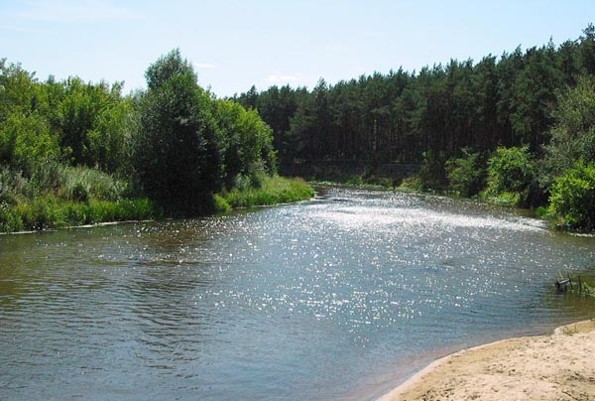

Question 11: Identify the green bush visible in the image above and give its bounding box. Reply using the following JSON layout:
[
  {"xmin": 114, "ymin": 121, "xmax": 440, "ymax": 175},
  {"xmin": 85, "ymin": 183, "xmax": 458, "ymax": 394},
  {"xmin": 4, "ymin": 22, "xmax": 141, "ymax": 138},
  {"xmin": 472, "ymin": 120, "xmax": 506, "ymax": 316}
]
[
  {"xmin": 16, "ymin": 196, "xmax": 60, "ymax": 230},
  {"xmin": 445, "ymin": 149, "xmax": 485, "ymax": 197},
  {"xmin": 213, "ymin": 194, "xmax": 232, "ymax": 213},
  {"xmin": 0, "ymin": 112, "xmax": 60, "ymax": 175},
  {"xmin": 0, "ymin": 202, "xmax": 23, "ymax": 232},
  {"xmin": 486, "ymin": 146, "xmax": 534, "ymax": 194},
  {"xmin": 484, "ymin": 146, "xmax": 536, "ymax": 206},
  {"xmin": 549, "ymin": 163, "xmax": 595, "ymax": 230}
]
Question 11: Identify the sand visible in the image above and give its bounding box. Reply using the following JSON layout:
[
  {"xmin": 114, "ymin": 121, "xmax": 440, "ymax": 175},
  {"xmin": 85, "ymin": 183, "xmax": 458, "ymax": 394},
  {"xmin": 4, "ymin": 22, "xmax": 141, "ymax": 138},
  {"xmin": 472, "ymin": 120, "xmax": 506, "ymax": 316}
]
[{"xmin": 376, "ymin": 320, "xmax": 595, "ymax": 401}]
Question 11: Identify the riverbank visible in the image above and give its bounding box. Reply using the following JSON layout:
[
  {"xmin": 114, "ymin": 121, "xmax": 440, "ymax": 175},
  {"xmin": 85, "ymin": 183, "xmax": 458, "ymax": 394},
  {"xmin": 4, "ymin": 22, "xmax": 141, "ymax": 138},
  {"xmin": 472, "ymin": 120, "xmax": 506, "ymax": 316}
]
[
  {"xmin": 0, "ymin": 175, "xmax": 314, "ymax": 233},
  {"xmin": 377, "ymin": 320, "xmax": 595, "ymax": 401},
  {"xmin": 215, "ymin": 176, "xmax": 314, "ymax": 211}
]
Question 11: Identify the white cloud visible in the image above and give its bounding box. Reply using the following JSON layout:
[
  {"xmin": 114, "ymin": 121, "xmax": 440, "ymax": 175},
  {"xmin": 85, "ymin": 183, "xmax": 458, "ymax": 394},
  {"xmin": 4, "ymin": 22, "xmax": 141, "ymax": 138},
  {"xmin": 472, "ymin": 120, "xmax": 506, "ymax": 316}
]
[{"xmin": 15, "ymin": 0, "xmax": 142, "ymax": 23}]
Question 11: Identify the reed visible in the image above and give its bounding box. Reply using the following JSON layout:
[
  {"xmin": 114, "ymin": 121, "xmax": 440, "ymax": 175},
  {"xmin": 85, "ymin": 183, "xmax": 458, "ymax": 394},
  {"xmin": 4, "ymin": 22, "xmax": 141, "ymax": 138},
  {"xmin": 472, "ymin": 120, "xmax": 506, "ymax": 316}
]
[{"xmin": 218, "ymin": 176, "xmax": 314, "ymax": 210}]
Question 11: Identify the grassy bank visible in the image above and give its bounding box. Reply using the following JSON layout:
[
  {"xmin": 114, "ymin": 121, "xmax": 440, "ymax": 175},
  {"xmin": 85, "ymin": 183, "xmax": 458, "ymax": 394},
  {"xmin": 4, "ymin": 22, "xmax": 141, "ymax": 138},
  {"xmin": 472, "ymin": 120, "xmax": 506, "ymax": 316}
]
[
  {"xmin": 215, "ymin": 175, "xmax": 314, "ymax": 211},
  {"xmin": 0, "ymin": 196, "xmax": 160, "ymax": 232},
  {"xmin": 0, "ymin": 171, "xmax": 314, "ymax": 233},
  {"xmin": 0, "ymin": 164, "xmax": 162, "ymax": 233}
]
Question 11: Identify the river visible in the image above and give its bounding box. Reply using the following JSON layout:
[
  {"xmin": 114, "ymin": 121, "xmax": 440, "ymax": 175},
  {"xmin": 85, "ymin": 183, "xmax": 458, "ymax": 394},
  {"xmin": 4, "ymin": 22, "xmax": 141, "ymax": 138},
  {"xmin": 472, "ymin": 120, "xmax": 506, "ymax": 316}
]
[{"xmin": 1, "ymin": 187, "xmax": 594, "ymax": 401}]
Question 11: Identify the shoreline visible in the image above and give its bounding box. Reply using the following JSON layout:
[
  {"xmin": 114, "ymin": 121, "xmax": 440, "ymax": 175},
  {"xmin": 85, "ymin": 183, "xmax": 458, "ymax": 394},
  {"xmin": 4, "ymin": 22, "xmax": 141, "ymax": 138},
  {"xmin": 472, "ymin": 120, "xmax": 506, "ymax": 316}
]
[{"xmin": 376, "ymin": 320, "xmax": 595, "ymax": 401}]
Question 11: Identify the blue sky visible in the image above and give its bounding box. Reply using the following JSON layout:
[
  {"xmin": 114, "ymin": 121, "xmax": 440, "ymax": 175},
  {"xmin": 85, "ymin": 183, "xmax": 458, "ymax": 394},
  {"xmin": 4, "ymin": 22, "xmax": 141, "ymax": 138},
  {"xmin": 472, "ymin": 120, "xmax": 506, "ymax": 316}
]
[{"xmin": 1, "ymin": 0, "xmax": 593, "ymax": 97}]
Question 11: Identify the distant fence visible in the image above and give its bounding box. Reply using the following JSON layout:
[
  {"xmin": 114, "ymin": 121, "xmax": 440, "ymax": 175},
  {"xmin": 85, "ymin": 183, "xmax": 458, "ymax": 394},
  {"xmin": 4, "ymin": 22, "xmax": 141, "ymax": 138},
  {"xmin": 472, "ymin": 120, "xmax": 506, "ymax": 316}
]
[{"xmin": 280, "ymin": 160, "xmax": 420, "ymax": 182}]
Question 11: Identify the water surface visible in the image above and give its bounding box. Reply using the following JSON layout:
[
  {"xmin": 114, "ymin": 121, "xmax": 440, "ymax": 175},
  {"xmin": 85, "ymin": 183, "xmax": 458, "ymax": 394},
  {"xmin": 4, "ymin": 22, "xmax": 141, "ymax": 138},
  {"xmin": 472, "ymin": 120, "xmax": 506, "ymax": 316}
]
[{"xmin": 1, "ymin": 188, "xmax": 594, "ymax": 401}]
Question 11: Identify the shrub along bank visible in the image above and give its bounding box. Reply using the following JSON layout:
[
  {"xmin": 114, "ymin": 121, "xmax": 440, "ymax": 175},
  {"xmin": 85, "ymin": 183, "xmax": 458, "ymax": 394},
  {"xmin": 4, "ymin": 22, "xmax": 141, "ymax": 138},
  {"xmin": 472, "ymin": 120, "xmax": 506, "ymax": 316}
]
[{"xmin": 0, "ymin": 51, "xmax": 313, "ymax": 233}]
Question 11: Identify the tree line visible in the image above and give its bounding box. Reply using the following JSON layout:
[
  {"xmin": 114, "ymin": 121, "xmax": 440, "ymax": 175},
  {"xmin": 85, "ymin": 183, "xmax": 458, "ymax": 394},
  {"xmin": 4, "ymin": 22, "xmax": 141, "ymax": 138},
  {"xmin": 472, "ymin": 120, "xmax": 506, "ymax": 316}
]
[
  {"xmin": 0, "ymin": 49, "xmax": 281, "ymax": 230},
  {"xmin": 235, "ymin": 25, "xmax": 595, "ymax": 230}
]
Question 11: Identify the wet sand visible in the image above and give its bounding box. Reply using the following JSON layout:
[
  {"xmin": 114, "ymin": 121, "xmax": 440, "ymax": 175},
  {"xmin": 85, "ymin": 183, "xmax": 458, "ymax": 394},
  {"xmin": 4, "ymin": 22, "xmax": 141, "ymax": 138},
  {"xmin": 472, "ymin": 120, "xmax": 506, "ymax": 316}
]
[{"xmin": 377, "ymin": 320, "xmax": 595, "ymax": 401}]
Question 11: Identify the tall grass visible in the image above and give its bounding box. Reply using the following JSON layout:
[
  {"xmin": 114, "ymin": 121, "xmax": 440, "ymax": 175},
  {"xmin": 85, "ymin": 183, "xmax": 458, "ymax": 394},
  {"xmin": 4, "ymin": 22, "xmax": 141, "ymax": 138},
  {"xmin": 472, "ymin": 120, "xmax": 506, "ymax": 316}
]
[
  {"xmin": 0, "ymin": 164, "xmax": 160, "ymax": 233},
  {"xmin": 217, "ymin": 176, "xmax": 314, "ymax": 211},
  {"xmin": 1, "ymin": 163, "xmax": 312, "ymax": 232}
]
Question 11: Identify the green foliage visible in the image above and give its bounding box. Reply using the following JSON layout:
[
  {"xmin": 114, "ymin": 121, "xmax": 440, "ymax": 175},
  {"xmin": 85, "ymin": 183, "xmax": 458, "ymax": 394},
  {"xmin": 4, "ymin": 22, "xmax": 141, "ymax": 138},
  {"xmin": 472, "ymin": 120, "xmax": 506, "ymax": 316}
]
[
  {"xmin": 220, "ymin": 176, "xmax": 314, "ymax": 209},
  {"xmin": 0, "ymin": 50, "xmax": 290, "ymax": 232},
  {"xmin": 56, "ymin": 78, "xmax": 130, "ymax": 172},
  {"xmin": 549, "ymin": 163, "xmax": 595, "ymax": 230},
  {"xmin": 0, "ymin": 166, "xmax": 26, "ymax": 205},
  {"xmin": 16, "ymin": 194, "xmax": 60, "ymax": 230},
  {"xmin": 133, "ymin": 50, "xmax": 219, "ymax": 215},
  {"xmin": 213, "ymin": 194, "xmax": 232, "ymax": 213},
  {"xmin": 509, "ymin": 41, "xmax": 560, "ymax": 148},
  {"xmin": 418, "ymin": 151, "xmax": 448, "ymax": 191},
  {"xmin": 145, "ymin": 48, "xmax": 197, "ymax": 91},
  {"xmin": 0, "ymin": 59, "xmax": 41, "ymax": 119},
  {"xmin": 27, "ymin": 161, "xmax": 65, "ymax": 196},
  {"xmin": 235, "ymin": 26, "xmax": 594, "ymax": 202},
  {"xmin": 485, "ymin": 146, "xmax": 535, "ymax": 203},
  {"xmin": 61, "ymin": 166, "xmax": 127, "ymax": 201},
  {"xmin": 212, "ymin": 99, "xmax": 277, "ymax": 189},
  {"xmin": 345, "ymin": 175, "xmax": 364, "ymax": 186},
  {"xmin": 0, "ymin": 202, "xmax": 23, "ymax": 232},
  {"xmin": 7, "ymin": 196, "xmax": 160, "ymax": 231},
  {"xmin": 0, "ymin": 112, "xmax": 59, "ymax": 174},
  {"xmin": 542, "ymin": 75, "xmax": 595, "ymax": 185},
  {"xmin": 445, "ymin": 149, "xmax": 485, "ymax": 197}
]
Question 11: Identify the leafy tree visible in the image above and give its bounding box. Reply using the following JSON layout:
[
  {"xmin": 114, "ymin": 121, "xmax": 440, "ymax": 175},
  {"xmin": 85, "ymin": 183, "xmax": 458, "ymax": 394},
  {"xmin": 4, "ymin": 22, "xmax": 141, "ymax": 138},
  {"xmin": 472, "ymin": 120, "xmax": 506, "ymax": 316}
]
[
  {"xmin": 0, "ymin": 59, "xmax": 60, "ymax": 174},
  {"xmin": 212, "ymin": 99, "xmax": 276, "ymax": 189},
  {"xmin": 86, "ymin": 96, "xmax": 134, "ymax": 174},
  {"xmin": 133, "ymin": 49, "xmax": 219, "ymax": 215},
  {"xmin": 56, "ymin": 78, "xmax": 128, "ymax": 170},
  {"xmin": 0, "ymin": 112, "xmax": 59, "ymax": 174},
  {"xmin": 485, "ymin": 146, "xmax": 535, "ymax": 205},
  {"xmin": 542, "ymin": 75, "xmax": 595, "ymax": 183},
  {"xmin": 0, "ymin": 59, "xmax": 41, "ymax": 120},
  {"xmin": 446, "ymin": 148, "xmax": 485, "ymax": 197}
]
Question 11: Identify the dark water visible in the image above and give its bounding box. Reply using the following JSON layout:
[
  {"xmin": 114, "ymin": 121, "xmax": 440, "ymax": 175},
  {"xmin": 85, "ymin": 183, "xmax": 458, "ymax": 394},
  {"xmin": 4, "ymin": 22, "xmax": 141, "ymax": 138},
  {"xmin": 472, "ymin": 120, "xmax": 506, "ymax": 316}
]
[{"xmin": 1, "ymin": 188, "xmax": 594, "ymax": 401}]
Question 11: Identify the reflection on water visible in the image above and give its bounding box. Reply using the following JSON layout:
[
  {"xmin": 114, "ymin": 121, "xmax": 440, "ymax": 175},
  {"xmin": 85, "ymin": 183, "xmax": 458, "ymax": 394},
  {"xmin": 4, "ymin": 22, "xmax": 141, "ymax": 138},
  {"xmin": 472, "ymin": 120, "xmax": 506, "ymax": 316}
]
[{"xmin": 1, "ymin": 188, "xmax": 594, "ymax": 401}]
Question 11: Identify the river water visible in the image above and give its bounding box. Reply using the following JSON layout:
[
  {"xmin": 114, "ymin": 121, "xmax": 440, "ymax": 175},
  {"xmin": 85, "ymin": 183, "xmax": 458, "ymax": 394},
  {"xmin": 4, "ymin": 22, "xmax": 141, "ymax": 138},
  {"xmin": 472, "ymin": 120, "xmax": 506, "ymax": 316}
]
[{"xmin": 1, "ymin": 188, "xmax": 594, "ymax": 401}]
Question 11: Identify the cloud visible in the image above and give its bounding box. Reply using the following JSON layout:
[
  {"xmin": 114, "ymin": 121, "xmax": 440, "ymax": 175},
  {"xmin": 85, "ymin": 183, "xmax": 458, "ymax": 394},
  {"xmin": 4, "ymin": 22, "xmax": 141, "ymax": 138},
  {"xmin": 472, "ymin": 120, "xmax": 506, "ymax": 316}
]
[{"xmin": 14, "ymin": 0, "xmax": 142, "ymax": 23}]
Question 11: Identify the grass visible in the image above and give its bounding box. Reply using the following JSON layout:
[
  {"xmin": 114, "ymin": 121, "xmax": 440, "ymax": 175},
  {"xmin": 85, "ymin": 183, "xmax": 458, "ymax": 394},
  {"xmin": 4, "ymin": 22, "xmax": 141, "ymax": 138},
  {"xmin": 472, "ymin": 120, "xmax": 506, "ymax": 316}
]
[
  {"xmin": 1, "ymin": 164, "xmax": 313, "ymax": 232},
  {"xmin": 216, "ymin": 175, "xmax": 314, "ymax": 211},
  {"xmin": 1, "ymin": 195, "xmax": 161, "ymax": 232},
  {"xmin": 0, "ymin": 164, "xmax": 161, "ymax": 233}
]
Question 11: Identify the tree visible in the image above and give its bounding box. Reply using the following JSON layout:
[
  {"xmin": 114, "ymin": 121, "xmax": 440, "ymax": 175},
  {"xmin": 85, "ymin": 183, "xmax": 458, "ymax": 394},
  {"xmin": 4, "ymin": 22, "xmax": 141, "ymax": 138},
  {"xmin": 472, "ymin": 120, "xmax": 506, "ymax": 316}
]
[
  {"xmin": 133, "ymin": 50, "xmax": 219, "ymax": 215},
  {"xmin": 510, "ymin": 44, "xmax": 561, "ymax": 150},
  {"xmin": 55, "ymin": 77, "xmax": 130, "ymax": 171},
  {"xmin": 446, "ymin": 148, "xmax": 485, "ymax": 197},
  {"xmin": 485, "ymin": 146, "xmax": 535, "ymax": 206},
  {"xmin": 212, "ymin": 99, "xmax": 276, "ymax": 189},
  {"xmin": 0, "ymin": 59, "xmax": 40, "ymax": 121},
  {"xmin": 0, "ymin": 112, "xmax": 59, "ymax": 174},
  {"xmin": 543, "ymin": 75, "xmax": 595, "ymax": 182}
]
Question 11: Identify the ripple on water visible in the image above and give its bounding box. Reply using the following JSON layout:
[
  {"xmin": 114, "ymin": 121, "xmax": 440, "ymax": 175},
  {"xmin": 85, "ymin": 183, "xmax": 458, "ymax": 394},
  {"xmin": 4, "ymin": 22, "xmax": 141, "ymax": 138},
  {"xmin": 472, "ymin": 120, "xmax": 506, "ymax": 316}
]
[{"xmin": 0, "ymin": 188, "xmax": 593, "ymax": 401}]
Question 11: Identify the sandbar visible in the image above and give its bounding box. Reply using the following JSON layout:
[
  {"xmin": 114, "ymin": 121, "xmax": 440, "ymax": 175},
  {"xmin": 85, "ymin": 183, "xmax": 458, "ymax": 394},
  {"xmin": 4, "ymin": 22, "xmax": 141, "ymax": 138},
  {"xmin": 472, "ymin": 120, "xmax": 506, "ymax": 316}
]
[{"xmin": 377, "ymin": 320, "xmax": 595, "ymax": 401}]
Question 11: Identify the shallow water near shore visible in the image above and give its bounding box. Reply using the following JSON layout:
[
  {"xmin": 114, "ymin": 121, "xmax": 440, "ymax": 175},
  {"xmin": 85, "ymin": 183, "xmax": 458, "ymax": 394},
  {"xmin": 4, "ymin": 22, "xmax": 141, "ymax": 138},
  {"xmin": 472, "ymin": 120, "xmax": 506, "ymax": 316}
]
[{"xmin": 1, "ymin": 188, "xmax": 594, "ymax": 401}]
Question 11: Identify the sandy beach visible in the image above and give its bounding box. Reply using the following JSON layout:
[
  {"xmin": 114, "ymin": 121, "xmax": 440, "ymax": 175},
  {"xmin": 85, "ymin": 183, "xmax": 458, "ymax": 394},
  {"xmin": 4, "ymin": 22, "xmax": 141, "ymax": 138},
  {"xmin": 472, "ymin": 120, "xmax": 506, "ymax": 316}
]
[{"xmin": 377, "ymin": 320, "xmax": 595, "ymax": 401}]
